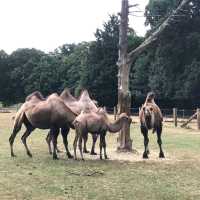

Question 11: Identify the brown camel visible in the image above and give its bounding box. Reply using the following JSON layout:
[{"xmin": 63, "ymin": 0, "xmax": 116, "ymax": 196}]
[
  {"xmin": 9, "ymin": 92, "xmax": 77, "ymax": 160},
  {"xmin": 73, "ymin": 111, "xmax": 131, "ymax": 160},
  {"xmin": 47, "ymin": 88, "xmax": 99, "ymax": 155},
  {"xmin": 25, "ymin": 91, "xmax": 62, "ymax": 154},
  {"xmin": 139, "ymin": 92, "xmax": 165, "ymax": 159}
]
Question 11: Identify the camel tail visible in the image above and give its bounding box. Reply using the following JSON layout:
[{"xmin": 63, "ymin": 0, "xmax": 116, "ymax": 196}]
[
  {"xmin": 14, "ymin": 107, "xmax": 25, "ymax": 130},
  {"xmin": 9, "ymin": 109, "xmax": 24, "ymax": 144},
  {"xmin": 9, "ymin": 107, "xmax": 26, "ymax": 157}
]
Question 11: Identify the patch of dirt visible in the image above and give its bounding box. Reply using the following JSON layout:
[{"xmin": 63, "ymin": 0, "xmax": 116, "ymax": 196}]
[{"xmin": 70, "ymin": 148, "xmax": 177, "ymax": 163}]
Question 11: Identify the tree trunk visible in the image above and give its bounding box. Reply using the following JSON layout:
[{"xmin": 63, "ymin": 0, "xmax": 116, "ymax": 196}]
[{"xmin": 117, "ymin": 0, "xmax": 132, "ymax": 151}]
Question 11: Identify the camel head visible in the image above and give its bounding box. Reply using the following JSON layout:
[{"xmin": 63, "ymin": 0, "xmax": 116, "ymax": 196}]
[
  {"xmin": 118, "ymin": 113, "xmax": 132, "ymax": 124},
  {"xmin": 145, "ymin": 91, "xmax": 155, "ymax": 104},
  {"xmin": 142, "ymin": 104, "xmax": 155, "ymax": 129}
]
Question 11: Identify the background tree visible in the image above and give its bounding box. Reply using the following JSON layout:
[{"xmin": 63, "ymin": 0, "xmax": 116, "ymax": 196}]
[{"xmin": 0, "ymin": 0, "xmax": 199, "ymax": 110}]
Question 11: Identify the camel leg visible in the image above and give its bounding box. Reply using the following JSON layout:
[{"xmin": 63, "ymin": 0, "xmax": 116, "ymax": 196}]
[
  {"xmin": 46, "ymin": 132, "xmax": 52, "ymax": 154},
  {"xmin": 83, "ymin": 132, "xmax": 90, "ymax": 153},
  {"xmin": 99, "ymin": 134, "xmax": 103, "ymax": 160},
  {"xmin": 78, "ymin": 136, "xmax": 84, "ymax": 161},
  {"xmin": 51, "ymin": 127, "xmax": 59, "ymax": 160},
  {"xmin": 102, "ymin": 132, "xmax": 108, "ymax": 159},
  {"xmin": 21, "ymin": 128, "xmax": 34, "ymax": 157},
  {"xmin": 47, "ymin": 130, "xmax": 62, "ymax": 154},
  {"xmin": 9, "ymin": 125, "xmax": 22, "ymax": 157},
  {"xmin": 73, "ymin": 129, "xmax": 80, "ymax": 160},
  {"xmin": 156, "ymin": 126, "xmax": 165, "ymax": 158},
  {"xmin": 141, "ymin": 125, "xmax": 149, "ymax": 159},
  {"xmin": 90, "ymin": 134, "xmax": 98, "ymax": 155},
  {"xmin": 61, "ymin": 127, "xmax": 73, "ymax": 159}
]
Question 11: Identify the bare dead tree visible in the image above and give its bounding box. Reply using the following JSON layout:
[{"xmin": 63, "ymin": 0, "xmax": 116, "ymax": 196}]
[
  {"xmin": 117, "ymin": 0, "xmax": 192, "ymax": 151},
  {"xmin": 117, "ymin": 0, "xmax": 132, "ymax": 151}
]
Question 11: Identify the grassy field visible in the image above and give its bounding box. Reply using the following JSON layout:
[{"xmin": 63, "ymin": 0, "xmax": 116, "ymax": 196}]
[{"xmin": 0, "ymin": 113, "xmax": 200, "ymax": 200}]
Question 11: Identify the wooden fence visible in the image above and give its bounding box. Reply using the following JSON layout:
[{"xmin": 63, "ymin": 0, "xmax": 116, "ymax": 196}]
[
  {"xmin": 1, "ymin": 105, "xmax": 199, "ymax": 129},
  {"xmin": 106, "ymin": 107, "xmax": 200, "ymax": 129}
]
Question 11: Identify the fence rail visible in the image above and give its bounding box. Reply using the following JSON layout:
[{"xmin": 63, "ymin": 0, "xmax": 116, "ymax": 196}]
[
  {"xmin": 0, "ymin": 106, "xmax": 197, "ymax": 118},
  {"xmin": 0, "ymin": 105, "xmax": 199, "ymax": 129},
  {"xmin": 106, "ymin": 107, "xmax": 196, "ymax": 119},
  {"xmin": 106, "ymin": 107, "xmax": 200, "ymax": 129}
]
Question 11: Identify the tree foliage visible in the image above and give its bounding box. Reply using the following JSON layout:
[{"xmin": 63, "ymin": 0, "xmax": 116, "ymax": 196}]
[
  {"xmin": 131, "ymin": 0, "xmax": 200, "ymax": 108},
  {"xmin": 0, "ymin": 1, "xmax": 200, "ymax": 108}
]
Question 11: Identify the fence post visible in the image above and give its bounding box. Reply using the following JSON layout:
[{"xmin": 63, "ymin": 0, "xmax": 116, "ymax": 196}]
[
  {"xmin": 114, "ymin": 106, "xmax": 117, "ymax": 120},
  {"xmin": 197, "ymin": 108, "xmax": 200, "ymax": 130},
  {"xmin": 173, "ymin": 108, "xmax": 177, "ymax": 127}
]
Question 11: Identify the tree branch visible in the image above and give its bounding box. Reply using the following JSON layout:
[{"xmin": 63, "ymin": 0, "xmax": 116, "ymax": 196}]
[{"xmin": 127, "ymin": 0, "xmax": 192, "ymax": 65}]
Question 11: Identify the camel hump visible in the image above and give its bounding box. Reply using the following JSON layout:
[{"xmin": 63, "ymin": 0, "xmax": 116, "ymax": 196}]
[
  {"xmin": 78, "ymin": 89, "xmax": 89, "ymax": 100},
  {"xmin": 78, "ymin": 89, "xmax": 98, "ymax": 112},
  {"xmin": 60, "ymin": 88, "xmax": 77, "ymax": 102},
  {"xmin": 25, "ymin": 91, "xmax": 45, "ymax": 101}
]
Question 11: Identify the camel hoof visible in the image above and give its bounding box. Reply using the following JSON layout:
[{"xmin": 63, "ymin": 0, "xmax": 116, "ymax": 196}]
[
  {"xmin": 67, "ymin": 153, "xmax": 73, "ymax": 159},
  {"xmin": 11, "ymin": 153, "xmax": 16, "ymax": 157},
  {"xmin": 105, "ymin": 155, "xmax": 109, "ymax": 160},
  {"xmin": 143, "ymin": 153, "xmax": 149, "ymax": 159},
  {"xmin": 57, "ymin": 149, "xmax": 63, "ymax": 153},
  {"xmin": 53, "ymin": 154, "xmax": 59, "ymax": 160},
  {"xmin": 83, "ymin": 150, "xmax": 90, "ymax": 154},
  {"xmin": 90, "ymin": 151, "xmax": 97, "ymax": 155},
  {"xmin": 27, "ymin": 151, "xmax": 32, "ymax": 158},
  {"xmin": 81, "ymin": 158, "xmax": 85, "ymax": 161},
  {"xmin": 159, "ymin": 152, "xmax": 165, "ymax": 158}
]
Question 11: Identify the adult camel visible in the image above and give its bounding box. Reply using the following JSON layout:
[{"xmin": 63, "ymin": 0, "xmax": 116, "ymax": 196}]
[
  {"xmin": 139, "ymin": 92, "xmax": 165, "ymax": 159},
  {"xmin": 73, "ymin": 110, "xmax": 132, "ymax": 160},
  {"xmin": 9, "ymin": 92, "xmax": 77, "ymax": 160},
  {"xmin": 46, "ymin": 88, "xmax": 99, "ymax": 155}
]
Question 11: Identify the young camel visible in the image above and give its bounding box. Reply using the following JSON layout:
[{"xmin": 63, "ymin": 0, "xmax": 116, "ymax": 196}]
[
  {"xmin": 9, "ymin": 93, "xmax": 77, "ymax": 160},
  {"xmin": 139, "ymin": 92, "xmax": 165, "ymax": 159},
  {"xmin": 73, "ymin": 111, "xmax": 131, "ymax": 160}
]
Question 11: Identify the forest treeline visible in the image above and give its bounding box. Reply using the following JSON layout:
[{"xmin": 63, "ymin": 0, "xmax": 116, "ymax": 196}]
[{"xmin": 0, "ymin": 0, "xmax": 200, "ymax": 108}]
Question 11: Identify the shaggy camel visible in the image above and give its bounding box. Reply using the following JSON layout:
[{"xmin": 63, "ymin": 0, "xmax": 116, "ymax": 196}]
[
  {"xmin": 139, "ymin": 92, "xmax": 165, "ymax": 159},
  {"xmin": 9, "ymin": 92, "xmax": 77, "ymax": 160},
  {"xmin": 73, "ymin": 111, "xmax": 131, "ymax": 160},
  {"xmin": 46, "ymin": 88, "xmax": 99, "ymax": 155}
]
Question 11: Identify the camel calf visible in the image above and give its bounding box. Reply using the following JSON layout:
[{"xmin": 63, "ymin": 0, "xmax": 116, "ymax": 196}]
[{"xmin": 73, "ymin": 110, "xmax": 131, "ymax": 160}]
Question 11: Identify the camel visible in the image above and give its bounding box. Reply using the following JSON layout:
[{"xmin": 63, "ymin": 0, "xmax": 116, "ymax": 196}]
[
  {"xmin": 73, "ymin": 110, "xmax": 132, "ymax": 160},
  {"xmin": 9, "ymin": 92, "xmax": 77, "ymax": 160},
  {"xmin": 139, "ymin": 92, "xmax": 165, "ymax": 159},
  {"xmin": 46, "ymin": 88, "xmax": 99, "ymax": 155},
  {"xmin": 25, "ymin": 91, "xmax": 62, "ymax": 154}
]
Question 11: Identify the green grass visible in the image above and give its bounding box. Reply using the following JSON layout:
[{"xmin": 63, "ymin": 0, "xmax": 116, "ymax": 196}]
[{"xmin": 0, "ymin": 113, "xmax": 200, "ymax": 200}]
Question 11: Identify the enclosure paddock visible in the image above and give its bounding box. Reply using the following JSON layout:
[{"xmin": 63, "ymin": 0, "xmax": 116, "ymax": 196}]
[{"xmin": 0, "ymin": 112, "xmax": 200, "ymax": 199}]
